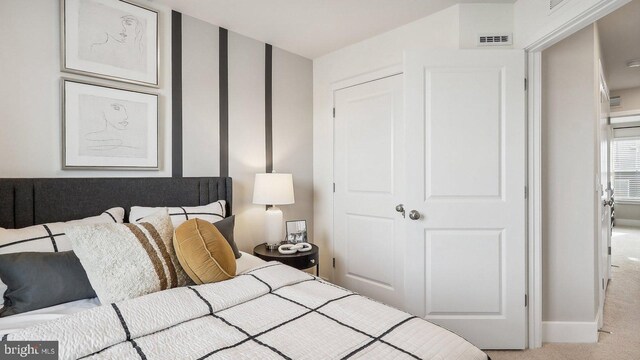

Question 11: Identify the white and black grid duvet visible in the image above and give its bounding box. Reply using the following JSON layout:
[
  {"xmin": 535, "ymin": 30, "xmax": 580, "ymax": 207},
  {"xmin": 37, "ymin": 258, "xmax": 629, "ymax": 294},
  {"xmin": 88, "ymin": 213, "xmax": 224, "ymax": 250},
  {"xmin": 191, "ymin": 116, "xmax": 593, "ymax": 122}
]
[{"xmin": 2, "ymin": 263, "xmax": 489, "ymax": 360}]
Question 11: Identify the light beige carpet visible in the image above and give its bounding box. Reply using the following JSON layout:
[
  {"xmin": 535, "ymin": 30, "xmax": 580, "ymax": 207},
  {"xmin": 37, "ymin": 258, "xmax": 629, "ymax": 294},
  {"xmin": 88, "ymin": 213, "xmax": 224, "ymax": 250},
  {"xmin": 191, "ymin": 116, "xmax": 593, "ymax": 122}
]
[{"xmin": 486, "ymin": 226, "xmax": 640, "ymax": 360}]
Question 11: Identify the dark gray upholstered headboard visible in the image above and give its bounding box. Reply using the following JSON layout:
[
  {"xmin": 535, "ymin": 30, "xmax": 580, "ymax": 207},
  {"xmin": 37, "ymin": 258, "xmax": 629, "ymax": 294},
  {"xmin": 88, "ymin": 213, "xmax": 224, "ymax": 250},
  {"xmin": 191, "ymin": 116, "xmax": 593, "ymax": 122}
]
[{"xmin": 0, "ymin": 177, "xmax": 232, "ymax": 229}]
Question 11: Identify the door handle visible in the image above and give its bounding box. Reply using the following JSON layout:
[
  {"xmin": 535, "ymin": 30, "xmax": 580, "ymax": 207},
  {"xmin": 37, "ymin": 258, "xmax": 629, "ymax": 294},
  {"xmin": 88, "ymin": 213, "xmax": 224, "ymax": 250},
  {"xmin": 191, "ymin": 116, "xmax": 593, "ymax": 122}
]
[
  {"xmin": 409, "ymin": 210, "xmax": 421, "ymax": 220},
  {"xmin": 395, "ymin": 204, "xmax": 405, "ymax": 218}
]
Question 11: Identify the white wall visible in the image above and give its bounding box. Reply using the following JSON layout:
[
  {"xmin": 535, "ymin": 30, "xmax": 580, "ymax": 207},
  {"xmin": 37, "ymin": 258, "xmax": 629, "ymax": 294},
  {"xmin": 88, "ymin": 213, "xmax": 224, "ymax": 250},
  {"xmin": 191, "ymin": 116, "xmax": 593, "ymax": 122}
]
[
  {"xmin": 181, "ymin": 17, "xmax": 313, "ymax": 252},
  {"xmin": 0, "ymin": 0, "xmax": 173, "ymax": 178},
  {"xmin": 227, "ymin": 31, "xmax": 266, "ymax": 250},
  {"xmin": 615, "ymin": 204, "xmax": 640, "ymax": 223},
  {"xmin": 0, "ymin": 1, "xmax": 313, "ymax": 254},
  {"xmin": 458, "ymin": 3, "xmax": 513, "ymax": 49},
  {"xmin": 611, "ymin": 86, "xmax": 640, "ymax": 114},
  {"xmin": 541, "ymin": 24, "xmax": 600, "ymax": 323},
  {"xmin": 182, "ymin": 16, "xmax": 220, "ymax": 177},
  {"xmin": 273, "ymin": 48, "xmax": 314, "ymax": 243}
]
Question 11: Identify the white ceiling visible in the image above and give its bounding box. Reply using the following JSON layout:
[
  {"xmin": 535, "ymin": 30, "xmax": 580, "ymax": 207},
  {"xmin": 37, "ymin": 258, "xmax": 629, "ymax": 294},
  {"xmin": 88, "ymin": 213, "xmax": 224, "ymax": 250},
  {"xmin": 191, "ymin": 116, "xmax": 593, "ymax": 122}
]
[
  {"xmin": 151, "ymin": 0, "xmax": 514, "ymax": 59},
  {"xmin": 599, "ymin": 0, "xmax": 640, "ymax": 91}
]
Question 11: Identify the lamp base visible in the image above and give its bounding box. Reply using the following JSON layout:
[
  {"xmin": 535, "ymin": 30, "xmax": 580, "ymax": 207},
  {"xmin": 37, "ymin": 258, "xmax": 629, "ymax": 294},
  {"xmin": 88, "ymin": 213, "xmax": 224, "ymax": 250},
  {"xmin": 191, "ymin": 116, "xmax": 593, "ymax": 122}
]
[{"xmin": 264, "ymin": 206, "xmax": 283, "ymax": 248}]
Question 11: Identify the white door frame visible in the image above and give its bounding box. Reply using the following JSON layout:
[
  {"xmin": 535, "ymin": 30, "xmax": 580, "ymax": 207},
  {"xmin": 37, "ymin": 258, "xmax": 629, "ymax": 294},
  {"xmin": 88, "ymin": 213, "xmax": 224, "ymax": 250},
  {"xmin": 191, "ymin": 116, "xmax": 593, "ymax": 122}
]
[{"xmin": 525, "ymin": 0, "xmax": 630, "ymax": 348}]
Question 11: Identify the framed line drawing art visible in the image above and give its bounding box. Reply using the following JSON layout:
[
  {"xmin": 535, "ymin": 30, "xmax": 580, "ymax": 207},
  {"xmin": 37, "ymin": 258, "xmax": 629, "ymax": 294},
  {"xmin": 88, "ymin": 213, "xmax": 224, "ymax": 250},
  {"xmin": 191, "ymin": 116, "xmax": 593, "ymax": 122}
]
[
  {"xmin": 61, "ymin": 0, "xmax": 159, "ymax": 87},
  {"xmin": 62, "ymin": 78, "xmax": 158, "ymax": 170}
]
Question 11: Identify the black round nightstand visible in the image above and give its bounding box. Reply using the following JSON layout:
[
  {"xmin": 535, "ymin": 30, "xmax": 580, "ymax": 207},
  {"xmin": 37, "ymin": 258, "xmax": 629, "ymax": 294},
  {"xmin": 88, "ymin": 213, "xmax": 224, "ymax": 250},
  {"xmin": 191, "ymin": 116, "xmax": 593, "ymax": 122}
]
[{"xmin": 253, "ymin": 243, "xmax": 319, "ymax": 276}]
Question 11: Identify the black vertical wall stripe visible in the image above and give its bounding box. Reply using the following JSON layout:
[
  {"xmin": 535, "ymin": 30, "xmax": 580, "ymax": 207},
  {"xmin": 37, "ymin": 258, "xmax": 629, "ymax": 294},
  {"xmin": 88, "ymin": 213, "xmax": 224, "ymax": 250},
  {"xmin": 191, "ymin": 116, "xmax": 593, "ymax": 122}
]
[
  {"xmin": 171, "ymin": 11, "xmax": 183, "ymax": 178},
  {"xmin": 219, "ymin": 28, "xmax": 229, "ymax": 177},
  {"xmin": 265, "ymin": 44, "xmax": 273, "ymax": 174}
]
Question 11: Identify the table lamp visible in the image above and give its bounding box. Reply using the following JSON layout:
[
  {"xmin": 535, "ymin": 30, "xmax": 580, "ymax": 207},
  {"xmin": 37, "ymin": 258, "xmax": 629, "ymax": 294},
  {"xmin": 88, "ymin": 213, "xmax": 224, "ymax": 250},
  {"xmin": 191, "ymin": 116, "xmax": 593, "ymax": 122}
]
[{"xmin": 253, "ymin": 172, "xmax": 295, "ymax": 250}]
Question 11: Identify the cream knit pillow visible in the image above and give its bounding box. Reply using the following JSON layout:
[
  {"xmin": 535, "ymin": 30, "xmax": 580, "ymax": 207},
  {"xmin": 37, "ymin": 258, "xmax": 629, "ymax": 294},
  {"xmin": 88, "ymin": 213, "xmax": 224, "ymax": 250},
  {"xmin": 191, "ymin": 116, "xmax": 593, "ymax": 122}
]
[
  {"xmin": 67, "ymin": 211, "xmax": 189, "ymax": 303},
  {"xmin": 0, "ymin": 208, "xmax": 124, "ymax": 303}
]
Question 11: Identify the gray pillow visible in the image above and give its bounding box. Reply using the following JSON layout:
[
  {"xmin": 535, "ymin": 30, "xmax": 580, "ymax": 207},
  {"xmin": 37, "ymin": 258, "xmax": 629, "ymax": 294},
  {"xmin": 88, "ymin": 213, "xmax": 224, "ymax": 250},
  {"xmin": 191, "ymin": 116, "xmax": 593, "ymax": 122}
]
[
  {"xmin": 0, "ymin": 251, "xmax": 96, "ymax": 317},
  {"xmin": 213, "ymin": 215, "xmax": 241, "ymax": 259}
]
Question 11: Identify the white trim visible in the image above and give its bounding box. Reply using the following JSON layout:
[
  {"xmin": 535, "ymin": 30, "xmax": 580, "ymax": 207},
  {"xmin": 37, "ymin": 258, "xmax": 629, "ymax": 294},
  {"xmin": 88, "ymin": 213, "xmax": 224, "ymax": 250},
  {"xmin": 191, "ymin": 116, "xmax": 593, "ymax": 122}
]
[
  {"xmin": 331, "ymin": 64, "xmax": 403, "ymax": 91},
  {"xmin": 612, "ymin": 120, "xmax": 640, "ymax": 129},
  {"xmin": 526, "ymin": 50, "xmax": 543, "ymax": 349},
  {"xmin": 526, "ymin": 0, "xmax": 630, "ymax": 349},
  {"xmin": 610, "ymin": 110, "xmax": 640, "ymax": 118},
  {"xmin": 542, "ymin": 320, "xmax": 598, "ymax": 343},
  {"xmin": 614, "ymin": 200, "xmax": 640, "ymax": 205},
  {"xmin": 524, "ymin": 0, "xmax": 631, "ymax": 52},
  {"xmin": 614, "ymin": 219, "xmax": 640, "ymax": 227}
]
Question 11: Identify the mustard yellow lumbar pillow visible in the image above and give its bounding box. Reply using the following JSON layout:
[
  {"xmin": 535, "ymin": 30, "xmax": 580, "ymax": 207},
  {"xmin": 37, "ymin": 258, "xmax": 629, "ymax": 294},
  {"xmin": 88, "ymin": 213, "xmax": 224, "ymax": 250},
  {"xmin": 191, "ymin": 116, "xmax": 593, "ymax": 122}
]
[{"xmin": 173, "ymin": 218, "xmax": 236, "ymax": 284}]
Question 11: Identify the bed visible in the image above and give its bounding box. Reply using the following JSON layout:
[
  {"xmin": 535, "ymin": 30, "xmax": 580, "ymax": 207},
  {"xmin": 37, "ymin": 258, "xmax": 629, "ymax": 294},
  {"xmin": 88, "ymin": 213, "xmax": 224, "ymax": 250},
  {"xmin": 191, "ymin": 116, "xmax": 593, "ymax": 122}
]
[{"xmin": 0, "ymin": 177, "xmax": 489, "ymax": 360}]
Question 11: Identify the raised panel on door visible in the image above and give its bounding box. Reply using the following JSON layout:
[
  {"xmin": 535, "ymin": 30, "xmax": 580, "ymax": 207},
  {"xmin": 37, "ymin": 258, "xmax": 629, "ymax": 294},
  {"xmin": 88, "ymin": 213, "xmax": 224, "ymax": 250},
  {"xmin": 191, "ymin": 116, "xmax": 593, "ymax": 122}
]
[
  {"xmin": 333, "ymin": 74, "xmax": 405, "ymax": 309},
  {"xmin": 345, "ymin": 91, "xmax": 394, "ymax": 194},
  {"xmin": 426, "ymin": 229, "xmax": 503, "ymax": 316},
  {"xmin": 426, "ymin": 68, "xmax": 503, "ymax": 200},
  {"xmin": 405, "ymin": 50, "xmax": 526, "ymax": 349},
  {"xmin": 346, "ymin": 214, "xmax": 394, "ymax": 288}
]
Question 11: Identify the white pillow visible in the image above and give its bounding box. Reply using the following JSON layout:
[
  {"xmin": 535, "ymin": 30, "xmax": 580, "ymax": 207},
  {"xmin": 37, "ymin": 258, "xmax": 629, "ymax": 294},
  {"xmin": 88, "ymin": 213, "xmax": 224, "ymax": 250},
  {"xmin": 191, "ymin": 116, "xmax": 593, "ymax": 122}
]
[
  {"xmin": 67, "ymin": 210, "xmax": 189, "ymax": 303},
  {"xmin": 129, "ymin": 200, "xmax": 226, "ymax": 227},
  {"xmin": 0, "ymin": 208, "xmax": 124, "ymax": 300}
]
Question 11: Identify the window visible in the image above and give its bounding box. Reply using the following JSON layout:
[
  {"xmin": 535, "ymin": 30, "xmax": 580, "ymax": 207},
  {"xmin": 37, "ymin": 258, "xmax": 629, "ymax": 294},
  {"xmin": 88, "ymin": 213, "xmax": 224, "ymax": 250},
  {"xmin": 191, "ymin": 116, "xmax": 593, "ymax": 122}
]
[{"xmin": 612, "ymin": 137, "xmax": 640, "ymax": 201}]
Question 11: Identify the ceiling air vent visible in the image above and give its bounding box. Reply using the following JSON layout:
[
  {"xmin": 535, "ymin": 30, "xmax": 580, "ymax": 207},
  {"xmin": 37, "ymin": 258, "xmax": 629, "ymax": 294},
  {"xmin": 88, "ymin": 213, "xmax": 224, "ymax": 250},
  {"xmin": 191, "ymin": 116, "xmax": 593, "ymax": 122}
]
[
  {"xmin": 477, "ymin": 34, "xmax": 512, "ymax": 47},
  {"xmin": 610, "ymin": 96, "xmax": 621, "ymax": 107},
  {"xmin": 550, "ymin": 0, "xmax": 568, "ymax": 11}
]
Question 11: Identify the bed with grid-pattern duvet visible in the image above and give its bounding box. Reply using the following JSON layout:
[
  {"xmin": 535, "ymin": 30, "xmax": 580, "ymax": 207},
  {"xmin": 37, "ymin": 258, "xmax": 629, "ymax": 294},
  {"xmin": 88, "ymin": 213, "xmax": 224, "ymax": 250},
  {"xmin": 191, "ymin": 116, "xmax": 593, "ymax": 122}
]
[{"xmin": 2, "ymin": 263, "xmax": 489, "ymax": 360}]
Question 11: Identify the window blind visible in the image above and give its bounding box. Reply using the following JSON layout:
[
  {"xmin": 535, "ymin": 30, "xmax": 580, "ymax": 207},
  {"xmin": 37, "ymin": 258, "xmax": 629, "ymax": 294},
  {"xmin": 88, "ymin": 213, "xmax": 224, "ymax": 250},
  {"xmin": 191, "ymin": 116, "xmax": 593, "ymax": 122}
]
[{"xmin": 612, "ymin": 137, "xmax": 640, "ymax": 201}]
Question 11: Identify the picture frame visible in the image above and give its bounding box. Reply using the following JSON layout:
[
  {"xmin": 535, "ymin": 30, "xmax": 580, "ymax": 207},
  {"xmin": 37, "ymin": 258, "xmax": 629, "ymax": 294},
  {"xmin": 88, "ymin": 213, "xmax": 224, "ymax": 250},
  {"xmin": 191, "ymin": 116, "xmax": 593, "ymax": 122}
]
[
  {"xmin": 62, "ymin": 78, "xmax": 159, "ymax": 170},
  {"xmin": 286, "ymin": 220, "xmax": 308, "ymax": 243},
  {"xmin": 61, "ymin": 0, "xmax": 159, "ymax": 87}
]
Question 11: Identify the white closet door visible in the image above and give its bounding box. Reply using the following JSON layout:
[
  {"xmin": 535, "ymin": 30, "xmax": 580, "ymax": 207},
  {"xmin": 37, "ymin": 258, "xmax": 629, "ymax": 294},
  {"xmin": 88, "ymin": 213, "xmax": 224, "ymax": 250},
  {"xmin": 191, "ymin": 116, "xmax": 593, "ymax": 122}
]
[
  {"xmin": 333, "ymin": 74, "xmax": 406, "ymax": 309},
  {"xmin": 404, "ymin": 49, "xmax": 527, "ymax": 349}
]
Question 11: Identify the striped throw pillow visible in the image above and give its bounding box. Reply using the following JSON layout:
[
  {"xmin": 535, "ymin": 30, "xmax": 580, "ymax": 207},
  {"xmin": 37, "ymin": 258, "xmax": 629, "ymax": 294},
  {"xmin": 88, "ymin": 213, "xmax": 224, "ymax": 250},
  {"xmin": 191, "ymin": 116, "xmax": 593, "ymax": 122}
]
[
  {"xmin": 0, "ymin": 208, "xmax": 124, "ymax": 300},
  {"xmin": 67, "ymin": 210, "xmax": 189, "ymax": 303},
  {"xmin": 129, "ymin": 201, "xmax": 226, "ymax": 227}
]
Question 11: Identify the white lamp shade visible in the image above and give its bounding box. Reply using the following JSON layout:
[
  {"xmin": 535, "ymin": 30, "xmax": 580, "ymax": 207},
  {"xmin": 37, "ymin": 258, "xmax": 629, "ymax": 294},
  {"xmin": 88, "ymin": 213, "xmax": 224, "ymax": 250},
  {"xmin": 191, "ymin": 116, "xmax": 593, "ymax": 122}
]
[{"xmin": 253, "ymin": 173, "xmax": 295, "ymax": 205}]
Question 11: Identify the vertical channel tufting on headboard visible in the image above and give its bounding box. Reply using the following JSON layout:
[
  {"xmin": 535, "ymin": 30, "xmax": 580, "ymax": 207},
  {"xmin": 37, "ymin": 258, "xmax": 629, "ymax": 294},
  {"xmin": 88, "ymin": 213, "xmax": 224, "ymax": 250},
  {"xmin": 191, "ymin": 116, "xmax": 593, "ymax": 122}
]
[
  {"xmin": 208, "ymin": 179, "xmax": 216, "ymax": 206},
  {"xmin": 0, "ymin": 182, "xmax": 15, "ymax": 228},
  {"xmin": 15, "ymin": 180, "xmax": 35, "ymax": 228},
  {"xmin": 0, "ymin": 178, "xmax": 232, "ymax": 229}
]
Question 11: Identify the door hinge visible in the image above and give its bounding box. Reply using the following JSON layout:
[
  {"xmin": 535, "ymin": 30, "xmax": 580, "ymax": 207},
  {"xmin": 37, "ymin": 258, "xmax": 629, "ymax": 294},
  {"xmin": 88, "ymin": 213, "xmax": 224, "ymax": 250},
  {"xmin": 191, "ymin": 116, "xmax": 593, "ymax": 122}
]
[
  {"xmin": 525, "ymin": 294, "xmax": 528, "ymax": 307},
  {"xmin": 333, "ymin": 183, "xmax": 336, "ymax": 193},
  {"xmin": 332, "ymin": 258, "xmax": 336, "ymax": 268},
  {"xmin": 602, "ymin": 278, "xmax": 605, "ymax": 290},
  {"xmin": 525, "ymin": 78, "xmax": 528, "ymax": 91},
  {"xmin": 608, "ymin": 246, "xmax": 611, "ymax": 255},
  {"xmin": 333, "ymin": 107, "xmax": 336, "ymax": 118},
  {"xmin": 524, "ymin": 186, "xmax": 528, "ymax": 199}
]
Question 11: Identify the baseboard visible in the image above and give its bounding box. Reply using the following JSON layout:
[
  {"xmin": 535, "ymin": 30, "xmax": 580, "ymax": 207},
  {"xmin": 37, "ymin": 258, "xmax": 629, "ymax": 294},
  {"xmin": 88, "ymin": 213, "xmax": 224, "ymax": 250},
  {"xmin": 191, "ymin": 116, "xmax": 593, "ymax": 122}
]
[
  {"xmin": 542, "ymin": 320, "xmax": 598, "ymax": 343},
  {"xmin": 614, "ymin": 218, "xmax": 640, "ymax": 227}
]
